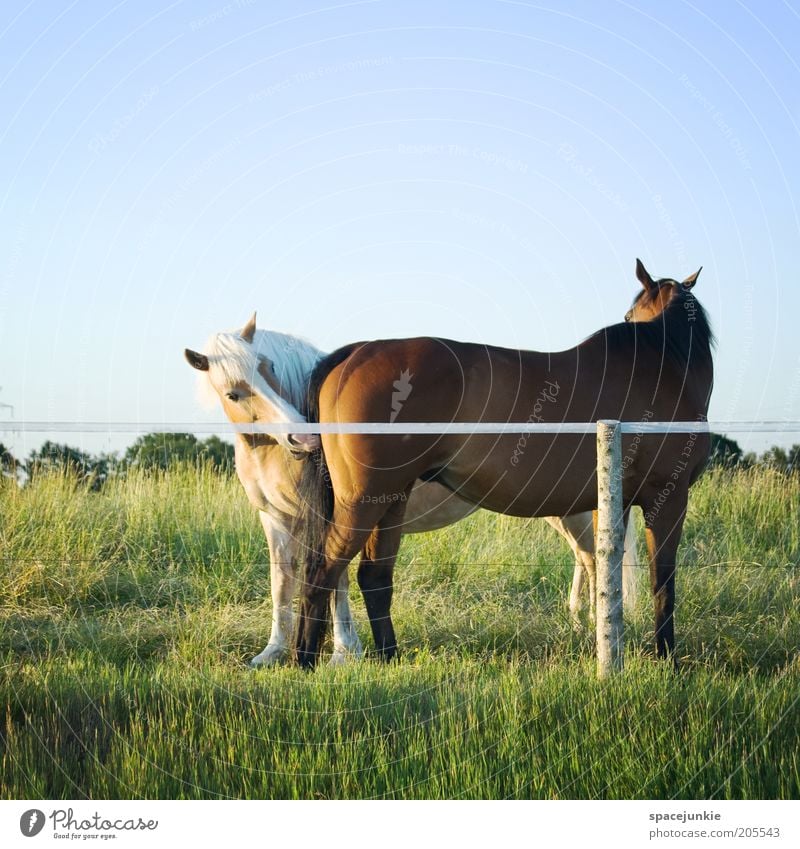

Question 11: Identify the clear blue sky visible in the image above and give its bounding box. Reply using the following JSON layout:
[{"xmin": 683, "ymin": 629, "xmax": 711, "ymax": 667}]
[{"xmin": 1, "ymin": 0, "xmax": 799, "ymax": 458}]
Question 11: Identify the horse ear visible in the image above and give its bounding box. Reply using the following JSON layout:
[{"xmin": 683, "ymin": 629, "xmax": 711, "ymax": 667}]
[
  {"xmin": 682, "ymin": 267, "xmax": 702, "ymax": 289},
  {"xmin": 635, "ymin": 258, "xmax": 657, "ymax": 292},
  {"xmin": 184, "ymin": 349, "xmax": 209, "ymax": 371},
  {"xmin": 241, "ymin": 312, "xmax": 257, "ymax": 343}
]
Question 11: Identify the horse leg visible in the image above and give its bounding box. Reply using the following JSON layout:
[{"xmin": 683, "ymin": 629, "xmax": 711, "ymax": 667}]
[
  {"xmin": 329, "ymin": 567, "xmax": 364, "ymax": 665},
  {"xmin": 357, "ymin": 492, "xmax": 411, "ymax": 661},
  {"xmin": 295, "ymin": 502, "xmax": 377, "ymax": 668},
  {"xmin": 250, "ymin": 513, "xmax": 296, "ymax": 667},
  {"xmin": 586, "ymin": 507, "xmax": 635, "ymax": 622},
  {"xmin": 548, "ymin": 514, "xmax": 595, "ymax": 627},
  {"xmin": 568, "ymin": 559, "xmax": 586, "ymax": 626},
  {"xmin": 641, "ymin": 488, "xmax": 688, "ymax": 664},
  {"xmin": 621, "ymin": 510, "xmax": 640, "ymax": 610}
]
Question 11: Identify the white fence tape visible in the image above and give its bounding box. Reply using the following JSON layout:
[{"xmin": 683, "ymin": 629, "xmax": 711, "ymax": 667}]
[{"xmin": 3, "ymin": 420, "xmax": 800, "ymax": 435}]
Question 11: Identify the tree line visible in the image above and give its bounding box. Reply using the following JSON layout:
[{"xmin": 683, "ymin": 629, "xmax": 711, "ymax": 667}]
[
  {"xmin": 0, "ymin": 433, "xmax": 235, "ymax": 490},
  {"xmin": 0, "ymin": 432, "xmax": 797, "ymax": 490}
]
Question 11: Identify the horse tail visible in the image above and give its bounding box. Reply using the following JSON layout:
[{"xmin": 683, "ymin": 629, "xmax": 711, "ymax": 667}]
[{"xmin": 292, "ymin": 342, "xmax": 363, "ymax": 577}]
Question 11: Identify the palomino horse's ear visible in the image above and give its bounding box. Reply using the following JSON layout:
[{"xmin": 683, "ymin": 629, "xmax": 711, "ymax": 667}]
[
  {"xmin": 681, "ymin": 267, "xmax": 702, "ymax": 289},
  {"xmin": 635, "ymin": 258, "xmax": 657, "ymax": 292},
  {"xmin": 241, "ymin": 312, "xmax": 257, "ymax": 343},
  {"xmin": 184, "ymin": 349, "xmax": 210, "ymax": 371}
]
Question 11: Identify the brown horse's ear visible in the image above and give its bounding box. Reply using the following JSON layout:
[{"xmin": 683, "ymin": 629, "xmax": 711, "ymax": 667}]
[
  {"xmin": 184, "ymin": 349, "xmax": 209, "ymax": 371},
  {"xmin": 241, "ymin": 312, "xmax": 257, "ymax": 343},
  {"xmin": 635, "ymin": 258, "xmax": 657, "ymax": 292},
  {"xmin": 682, "ymin": 267, "xmax": 702, "ymax": 289}
]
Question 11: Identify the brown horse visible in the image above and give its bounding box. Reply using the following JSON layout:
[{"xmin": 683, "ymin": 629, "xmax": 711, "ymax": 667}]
[
  {"xmin": 184, "ymin": 320, "xmax": 639, "ymax": 665},
  {"xmin": 293, "ymin": 259, "xmax": 713, "ymax": 667}
]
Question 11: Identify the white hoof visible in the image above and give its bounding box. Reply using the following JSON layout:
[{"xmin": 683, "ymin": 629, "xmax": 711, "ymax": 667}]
[
  {"xmin": 329, "ymin": 645, "xmax": 364, "ymax": 666},
  {"xmin": 249, "ymin": 644, "xmax": 289, "ymax": 668}
]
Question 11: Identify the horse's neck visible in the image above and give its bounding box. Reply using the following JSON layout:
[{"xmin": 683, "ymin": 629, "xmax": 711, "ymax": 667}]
[{"xmin": 234, "ymin": 436, "xmax": 304, "ymax": 518}]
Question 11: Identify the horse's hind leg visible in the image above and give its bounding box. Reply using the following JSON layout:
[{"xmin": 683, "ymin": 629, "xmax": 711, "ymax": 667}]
[
  {"xmin": 295, "ymin": 501, "xmax": 381, "ymax": 668},
  {"xmin": 548, "ymin": 513, "xmax": 595, "ymax": 627},
  {"xmin": 329, "ymin": 568, "xmax": 364, "ymax": 665},
  {"xmin": 621, "ymin": 512, "xmax": 640, "ymax": 610},
  {"xmin": 357, "ymin": 491, "xmax": 411, "ymax": 662}
]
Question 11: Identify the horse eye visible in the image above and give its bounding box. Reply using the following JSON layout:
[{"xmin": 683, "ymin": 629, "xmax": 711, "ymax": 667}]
[{"xmin": 226, "ymin": 392, "xmax": 239, "ymax": 402}]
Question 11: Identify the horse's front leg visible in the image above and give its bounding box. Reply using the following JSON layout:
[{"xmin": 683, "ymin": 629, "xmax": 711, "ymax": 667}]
[
  {"xmin": 640, "ymin": 487, "xmax": 688, "ymax": 665},
  {"xmin": 356, "ymin": 491, "xmax": 410, "ymax": 662},
  {"xmin": 250, "ymin": 513, "xmax": 296, "ymax": 667}
]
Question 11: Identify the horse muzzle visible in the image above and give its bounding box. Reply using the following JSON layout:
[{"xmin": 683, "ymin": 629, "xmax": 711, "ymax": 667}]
[{"xmin": 287, "ymin": 432, "xmax": 320, "ymax": 456}]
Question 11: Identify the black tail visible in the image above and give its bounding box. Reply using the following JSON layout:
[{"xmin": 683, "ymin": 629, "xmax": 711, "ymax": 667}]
[{"xmin": 292, "ymin": 342, "xmax": 363, "ymax": 578}]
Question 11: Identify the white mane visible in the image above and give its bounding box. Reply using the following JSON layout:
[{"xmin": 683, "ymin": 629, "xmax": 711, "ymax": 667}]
[{"xmin": 197, "ymin": 327, "xmax": 325, "ymax": 415}]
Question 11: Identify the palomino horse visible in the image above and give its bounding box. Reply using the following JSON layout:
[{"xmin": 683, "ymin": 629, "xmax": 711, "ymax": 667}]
[
  {"xmin": 292, "ymin": 260, "xmax": 713, "ymax": 667},
  {"xmin": 185, "ymin": 322, "xmax": 638, "ymax": 666}
]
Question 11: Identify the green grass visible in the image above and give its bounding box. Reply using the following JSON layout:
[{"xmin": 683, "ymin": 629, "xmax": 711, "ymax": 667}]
[{"xmin": 1, "ymin": 465, "xmax": 799, "ymax": 799}]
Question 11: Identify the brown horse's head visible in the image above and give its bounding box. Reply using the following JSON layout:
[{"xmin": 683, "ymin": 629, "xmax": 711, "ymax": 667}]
[{"xmin": 625, "ymin": 258, "xmax": 702, "ymax": 322}]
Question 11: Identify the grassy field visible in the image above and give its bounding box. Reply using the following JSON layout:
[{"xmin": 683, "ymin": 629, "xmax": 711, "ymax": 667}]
[{"xmin": 1, "ymin": 465, "xmax": 799, "ymax": 799}]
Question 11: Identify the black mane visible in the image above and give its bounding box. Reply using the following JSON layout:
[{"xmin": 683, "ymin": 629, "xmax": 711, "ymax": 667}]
[{"xmin": 593, "ymin": 281, "xmax": 714, "ymax": 372}]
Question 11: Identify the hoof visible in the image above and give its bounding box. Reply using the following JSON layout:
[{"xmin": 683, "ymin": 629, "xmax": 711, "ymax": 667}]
[
  {"xmin": 249, "ymin": 645, "xmax": 289, "ymax": 668},
  {"xmin": 328, "ymin": 647, "xmax": 364, "ymax": 666}
]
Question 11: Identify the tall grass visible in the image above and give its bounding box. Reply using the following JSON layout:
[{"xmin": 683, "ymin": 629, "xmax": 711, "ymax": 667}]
[{"xmin": 1, "ymin": 465, "xmax": 798, "ymax": 799}]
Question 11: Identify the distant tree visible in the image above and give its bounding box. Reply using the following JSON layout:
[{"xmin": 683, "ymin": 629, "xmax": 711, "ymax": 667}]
[
  {"xmin": 0, "ymin": 442, "xmax": 18, "ymax": 480},
  {"xmin": 741, "ymin": 451, "xmax": 758, "ymax": 469},
  {"xmin": 759, "ymin": 444, "xmax": 799, "ymax": 474},
  {"xmin": 197, "ymin": 435, "xmax": 235, "ymax": 472},
  {"xmin": 123, "ymin": 433, "xmax": 234, "ymax": 472},
  {"xmin": 25, "ymin": 441, "xmax": 107, "ymax": 490},
  {"xmin": 708, "ymin": 433, "xmax": 743, "ymax": 467},
  {"xmin": 124, "ymin": 433, "xmax": 200, "ymax": 470},
  {"xmin": 787, "ymin": 444, "xmax": 800, "ymax": 474}
]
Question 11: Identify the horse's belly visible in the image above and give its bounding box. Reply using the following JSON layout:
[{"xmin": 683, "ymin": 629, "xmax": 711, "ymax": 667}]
[{"xmin": 438, "ymin": 434, "xmax": 598, "ymax": 518}]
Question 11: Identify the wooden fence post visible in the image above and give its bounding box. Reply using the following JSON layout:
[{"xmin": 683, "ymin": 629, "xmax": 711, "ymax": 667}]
[{"xmin": 596, "ymin": 419, "xmax": 624, "ymax": 677}]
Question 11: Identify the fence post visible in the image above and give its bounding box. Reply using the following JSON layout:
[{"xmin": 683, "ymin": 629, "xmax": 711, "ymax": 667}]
[{"xmin": 596, "ymin": 419, "xmax": 624, "ymax": 677}]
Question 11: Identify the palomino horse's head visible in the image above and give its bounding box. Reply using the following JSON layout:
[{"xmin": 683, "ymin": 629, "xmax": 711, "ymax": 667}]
[
  {"xmin": 625, "ymin": 258, "xmax": 702, "ymax": 322},
  {"xmin": 184, "ymin": 313, "xmax": 320, "ymax": 455}
]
